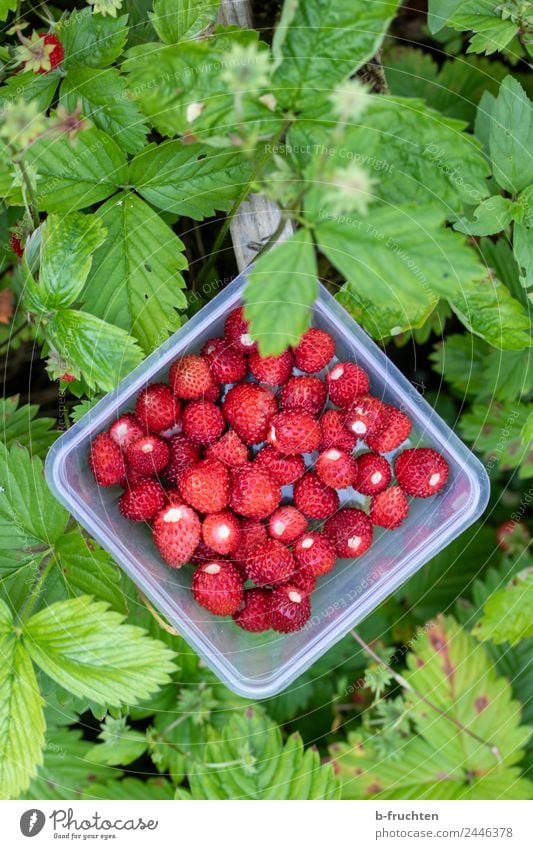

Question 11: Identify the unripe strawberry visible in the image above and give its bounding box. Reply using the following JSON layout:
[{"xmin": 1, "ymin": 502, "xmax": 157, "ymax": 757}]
[
  {"xmin": 119, "ymin": 480, "xmax": 166, "ymax": 522},
  {"xmin": 192, "ymin": 560, "xmax": 244, "ymax": 615},
  {"xmin": 135, "ymin": 383, "xmax": 181, "ymax": 433},
  {"xmin": 268, "ymin": 505, "xmax": 308, "ymax": 544},
  {"xmin": 179, "ymin": 458, "xmax": 230, "ymax": 514},
  {"xmin": 293, "ymin": 472, "xmax": 339, "ymax": 520},
  {"xmin": 326, "ymin": 362, "xmax": 369, "ymax": 409},
  {"xmin": 224, "ymin": 306, "xmax": 257, "ymax": 353},
  {"xmin": 324, "ymin": 508, "xmax": 373, "ymax": 558},
  {"xmin": 126, "ymin": 434, "xmax": 170, "ymax": 476},
  {"xmin": 182, "ymin": 399, "xmax": 225, "ymax": 446},
  {"xmin": 152, "ymin": 502, "xmax": 201, "ymax": 567},
  {"xmin": 170, "ymin": 354, "xmax": 215, "ymax": 399},
  {"xmin": 316, "ymin": 448, "xmax": 358, "ymax": 489},
  {"xmin": 355, "ymin": 452, "xmax": 391, "ymax": 496},
  {"xmin": 280, "ymin": 376, "xmax": 326, "ymax": 417},
  {"xmin": 270, "ymin": 584, "xmax": 311, "ymax": 632},
  {"xmin": 248, "ymin": 349, "xmax": 294, "ymax": 385},
  {"xmin": 202, "ymin": 510, "xmax": 241, "ymax": 555},
  {"xmin": 89, "ymin": 433, "xmax": 126, "ymax": 486},
  {"xmin": 222, "ymin": 383, "xmax": 277, "ymax": 444},
  {"xmin": 293, "ymin": 328, "xmax": 335, "ymax": 373}
]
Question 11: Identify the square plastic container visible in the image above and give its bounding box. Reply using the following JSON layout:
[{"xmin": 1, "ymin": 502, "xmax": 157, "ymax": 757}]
[{"xmin": 45, "ymin": 272, "xmax": 490, "ymax": 699}]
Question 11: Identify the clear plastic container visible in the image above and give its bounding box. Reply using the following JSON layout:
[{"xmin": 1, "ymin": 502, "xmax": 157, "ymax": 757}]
[{"xmin": 45, "ymin": 273, "xmax": 490, "ymax": 698}]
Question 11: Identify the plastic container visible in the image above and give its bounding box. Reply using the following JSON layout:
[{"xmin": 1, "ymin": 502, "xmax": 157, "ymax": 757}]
[{"xmin": 45, "ymin": 272, "xmax": 490, "ymax": 698}]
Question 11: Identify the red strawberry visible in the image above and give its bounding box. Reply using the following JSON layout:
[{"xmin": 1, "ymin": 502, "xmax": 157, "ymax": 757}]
[
  {"xmin": 254, "ymin": 446, "xmax": 305, "ymax": 485},
  {"xmin": 222, "ymin": 383, "xmax": 277, "ymax": 444},
  {"xmin": 22, "ymin": 32, "xmax": 64, "ymax": 74},
  {"xmin": 316, "ymin": 448, "xmax": 358, "ymax": 490},
  {"xmin": 122, "ymin": 466, "xmax": 155, "ymax": 488},
  {"xmin": 119, "ymin": 480, "xmax": 166, "ymax": 521},
  {"xmin": 152, "ymin": 502, "xmax": 201, "ymax": 567},
  {"xmin": 230, "ymin": 464, "xmax": 281, "ymax": 520},
  {"xmin": 268, "ymin": 505, "xmax": 307, "ymax": 544},
  {"xmin": 293, "ymin": 531, "xmax": 337, "ymax": 576},
  {"xmin": 319, "ymin": 409, "xmax": 358, "ymax": 453},
  {"xmin": 190, "ymin": 539, "xmax": 223, "ymax": 566},
  {"xmin": 202, "ymin": 337, "xmax": 247, "ymax": 384},
  {"xmin": 192, "ymin": 561, "xmax": 244, "ymax": 615},
  {"xmin": 233, "ymin": 588, "xmax": 272, "ymax": 632},
  {"xmin": 224, "ymin": 306, "xmax": 257, "ymax": 353},
  {"xmin": 165, "ymin": 435, "xmax": 200, "ymax": 484},
  {"xmin": 394, "ymin": 447, "xmax": 449, "ymax": 497},
  {"xmin": 9, "ymin": 232, "xmax": 24, "ymax": 258},
  {"xmin": 202, "ymin": 510, "xmax": 240, "ymax": 555},
  {"xmin": 205, "ymin": 430, "xmax": 249, "ymax": 467},
  {"xmin": 496, "ymin": 520, "xmax": 530, "ymax": 552},
  {"xmin": 246, "ymin": 539, "xmax": 295, "ymax": 586},
  {"xmin": 108, "ymin": 413, "xmax": 145, "ymax": 450},
  {"xmin": 324, "ymin": 508, "xmax": 373, "ymax": 558},
  {"xmin": 126, "ymin": 434, "xmax": 170, "ymax": 476},
  {"xmin": 355, "ymin": 452, "xmax": 391, "ymax": 496},
  {"xmin": 170, "ymin": 354, "xmax": 214, "ymax": 400},
  {"xmin": 248, "ymin": 349, "xmax": 294, "ymax": 385},
  {"xmin": 370, "ymin": 486, "xmax": 409, "ymax": 529},
  {"xmin": 268, "ymin": 411, "xmax": 322, "ymax": 454},
  {"xmin": 179, "ymin": 458, "xmax": 230, "ymax": 513},
  {"xmin": 293, "ymin": 472, "xmax": 339, "ymax": 520},
  {"xmin": 366, "ymin": 406, "xmax": 411, "ymax": 453},
  {"xmin": 280, "ymin": 376, "xmax": 326, "ymax": 417},
  {"xmin": 89, "ymin": 433, "xmax": 126, "ymax": 486},
  {"xmin": 344, "ymin": 395, "xmax": 385, "ymax": 440},
  {"xmin": 326, "ymin": 362, "xmax": 369, "ymax": 410},
  {"xmin": 135, "ymin": 383, "xmax": 181, "ymax": 433},
  {"xmin": 204, "ymin": 382, "xmax": 221, "ymax": 403},
  {"xmin": 270, "ymin": 584, "xmax": 311, "ymax": 633},
  {"xmin": 290, "ymin": 565, "xmax": 317, "ymax": 594},
  {"xmin": 164, "ymin": 487, "xmax": 183, "ymax": 503},
  {"xmin": 182, "ymin": 400, "xmax": 225, "ymax": 446},
  {"xmin": 293, "ymin": 328, "xmax": 335, "ymax": 373},
  {"xmin": 234, "ymin": 519, "xmax": 268, "ymax": 570}
]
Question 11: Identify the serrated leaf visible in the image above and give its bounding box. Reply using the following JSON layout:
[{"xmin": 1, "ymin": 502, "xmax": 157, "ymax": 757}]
[
  {"xmin": 475, "ymin": 569, "xmax": 533, "ymax": 645},
  {"xmin": 514, "ymin": 221, "xmax": 533, "ymax": 294},
  {"xmin": 477, "ymin": 348, "xmax": 533, "ymax": 402},
  {"xmin": 0, "ymin": 70, "xmax": 60, "ymax": 112},
  {"xmin": 87, "ymin": 716, "xmax": 147, "ymax": 766},
  {"xmin": 243, "ymin": 228, "xmax": 318, "ymax": 355},
  {"xmin": 56, "ymin": 8, "xmax": 128, "ymax": 69},
  {"xmin": 150, "ymin": 0, "xmax": 220, "ymax": 44},
  {"xmin": 83, "ymin": 192, "xmax": 188, "ymax": 353},
  {"xmin": 427, "ymin": 0, "xmax": 463, "ymax": 34},
  {"xmin": 454, "ymin": 195, "xmax": 518, "ymax": 236},
  {"xmin": 0, "ymin": 0, "xmax": 16, "ymax": 21},
  {"xmin": 45, "ymin": 309, "xmax": 144, "ymax": 394},
  {"xmin": 489, "ymin": 76, "xmax": 533, "ymax": 194},
  {"xmin": 130, "ymin": 140, "xmax": 252, "ymax": 220},
  {"xmin": 0, "ymin": 598, "xmax": 45, "ymax": 799},
  {"xmin": 450, "ymin": 0, "xmax": 520, "ymax": 55},
  {"xmin": 0, "ymin": 396, "xmax": 56, "ymax": 458},
  {"xmin": 461, "ymin": 401, "xmax": 532, "ymax": 476},
  {"xmin": 80, "ymin": 777, "xmax": 175, "ymax": 800},
  {"xmin": 430, "ymin": 334, "xmax": 489, "ymax": 396},
  {"xmin": 479, "ymin": 235, "xmax": 525, "ymax": 304},
  {"xmin": 23, "ymin": 595, "xmax": 176, "ymax": 706}
]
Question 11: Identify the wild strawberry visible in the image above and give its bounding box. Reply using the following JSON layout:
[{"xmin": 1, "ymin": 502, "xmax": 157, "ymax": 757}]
[
  {"xmin": 268, "ymin": 505, "xmax": 307, "ymax": 544},
  {"xmin": 202, "ymin": 337, "xmax": 247, "ymax": 384},
  {"xmin": 324, "ymin": 508, "xmax": 373, "ymax": 558},
  {"xmin": 179, "ymin": 458, "xmax": 230, "ymax": 514},
  {"xmin": 246, "ymin": 539, "xmax": 295, "ymax": 586},
  {"xmin": 270, "ymin": 584, "xmax": 311, "ymax": 633},
  {"xmin": 134, "ymin": 383, "xmax": 180, "ymax": 433},
  {"xmin": 234, "ymin": 519, "xmax": 268, "ymax": 570},
  {"xmin": 192, "ymin": 561, "xmax": 244, "ymax": 615},
  {"xmin": 9, "ymin": 232, "xmax": 24, "ymax": 258},
  {"xmin": 108, "ymin": 413, "xmax": 145, "ymax": 450},
  {"xmin": 89, "ymin": 433, "xmax": 127, "ymax": 486},
  {"xmin": 355, "ymin": 452, "xmax": 391, "ymax": 496},
  {"xmin": 366, "ymin": 406, "xmax": 411, "ymax": 453},
  {"xmin": 126, "ymin": 434, "xmax": 170, "ymax": 476},
  {"xmin": 119, "ymin": 480, "xmax": 166, "ymax": 522},
  {"xmin": 394, "ymin": 447, "xmax": 449, "ymax": 497},
  {"xmin": 60, "ymin": 373, "xmax": 76, "ymax": 383},
  {"xmin": 169, "ymin": 354, "xmax": 214, "ymax": 399},
  {"xmin": 230, "ymin": 464, "xmax": 281, "ymax": 520},
  {"xmin": 496, "ymin": 520, "xmax": 531, "ymax": 552},
  {"xmin": 344, "ymin": 395, "xmax": 385, "ymax": 440},
  {"xmin": 222, "ymin": 383, "xmax": 277, "ymax": 444},
  {"xmin": 165, "ymin": 435, "xmax": 200, "ymax": 484},
  {"xmin": 164, "ymin": 487, "xmax": 183, "ymax": 503},
  {"xmin": 122, "ymin": 466, "xmax": 155, "ymax": 488},
  {"xmin": 280, "ymin": 376, "xmax": 326, "ymax": 417},
  {"xmin": 248, "ymin": 349, "xmax": 294, "ymax": 385},
  {"xmin": 268, "ymin": 410, "xmax": 322, "ymax": 454},
  {"xmin": 224, "ymin": 306, "xmax": 257, "ymax": 353},
  {"xmin": 152, "ymin": 502, "xmax": 201, "ymax": 567},
  {"xmin": 293, "ymin": 472, "xmax": 339, "ymax": 520},
  {"xmin": 205, "ymin": 429, "xmax": 249, "ymax": 467},
  {"xmin": 290, "ymin": 565, "xmax": 317, "ymax": 594},
  {"xmin": 293, "ymin": 531, "xmax": 337, "ymax": 576},
  {"xmin": 202, "ymin": 510, "xmax": 241, "ymax": 555},
  {"xmin": 316, "ymin": 448, "xmax": 358, "ymax": 490},
  {"xmin": 204, "ymin": 383, "xmax": 221, "ymax": 403},
  {"xmin": 233, "ymin": 588, "xmax": 273, "ymax": 632},
  {"xmin": 182, "ymin": 399, "xmax": 225, "ymax": 446},
  {"xmin": 254, "ymin": 446, "xmax": 305, "ymax": 485},
  {"xmin": 326, "ymin": 362, "xmax": 369, "ymax": 410},
  {"xmin": 190, "ymin": 539, "xmax": 223, "ymax": 565},
  {"xmin": 370, "ymin": 486, "xmax": 409, "ymax": 529},
  {"xmin": 20, "ymin": 32, "xmax": 64, "ymax": 74},
  {"xmin": 319, "ymin": 409, "xmax": 358, "ymax": 453},
  {"xmin": 293, "ymin": 328, "xmax": 335, "ymax": 373}
]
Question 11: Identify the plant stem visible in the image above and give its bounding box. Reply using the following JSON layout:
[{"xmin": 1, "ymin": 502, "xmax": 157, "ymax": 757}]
[
  {"xmin": 18, "ymin": 550, "xmax": 55, "ymax": 624},
  {"xmin": 350, "ymin": 629, "xmax": 502, "ymax": 763},
  {"xmin": 138, "ymin": 590, "xmax": 180, "ymax": 636}
]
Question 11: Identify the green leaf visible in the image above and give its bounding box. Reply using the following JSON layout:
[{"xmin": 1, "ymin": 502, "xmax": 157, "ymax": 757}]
[
  {"xmin": 60, "ymin": 68, "xmax": 149, "ymax": 155},
  {"xmin": 45, "ymin": 309, "xmax": 144, "ymax": 394},
  {"xmin": 430, "ymin": 334, "xmax": 489, "ymax": 397},
  {"xmin": 79, "ymin": 777, "xmax": 175, "ymax": 800},
  {"xmin": 243, "ymin": 228, "xmax": 318, "ymax": 356},
  {"xmin": 479, "ymin": 236, "xmax": 525, "ymax": 305},
  {"xmin": 150, "ymin": 0, "xmax": 220, "ymax": 44},
  {"xmin": 514, "ymin": 221, "xmax": 533, "ymax": 294},
  {"xmin": 489, "ymin": 76, "xmax": 533, "ymax": 194},
  {"xmin": 0, "ymin": 0, "xmax": 16, "ymax": 21},
  {"xmin": 184, "ymin": 707, "xmax": 340, "ymax": 799},
  {"xmin": 24, "ymin": 127, "xmax": 127, "ymax": 213},
  {"xmin": 87, "ymin": 716, "xmax": 147, "ymax": 766},
  {"xmin": 427, "ymin": 0, "xmax": 463, "ymax": 34},
  {"xmin": 461, "ymin": 401, "xmax": 533, "ymax": 477},
  {"xmin": 0, "ymin": 396, "xmax": 56, "ymax": 458},
  {"xmin": 0, "ymin": 70, "xmax": 60, "ymax": 112},
  {"xmin": 23, "ymin": 595, "xmax": 176, "ymax": 706},
  {"xmin": 273, "ymin": 0, "xmax": 400, "ymax": 111},
  {"xmin": 0, "ymin": 442, "xmax": 68, "ymax": 573},
  {"xmin": 83, "ymin": 192, "xmax": 188, "ymax": 353},
  {"xmin": 454, "ymin": 195, "xmax": 518, "ymax": 236},
  {"xmin": 0, "ymin": 599, "xmax": 45, "ymax": 799},
  {"xmin": 56, "ymin": 8, "xmax": 128, "ymax": 69},
  {"xmin": 130, "ymin": 140, "xmax": 252, "ymax": 220},
  {"xmin": 475, "ymin": 569, "xmax": 533, "ymax": 645},
  {"xmin": 448, "ymin": 0, "xmax": 520, "ymax": 55}
]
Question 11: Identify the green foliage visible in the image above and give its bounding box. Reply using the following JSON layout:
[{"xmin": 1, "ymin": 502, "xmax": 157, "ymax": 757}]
[
  {"xmin": 56, "ymin": 9, "xmax": 129, "ymax": 69},
  {"xmin": 0, "ymin": 397, "xmax": 56, "ymax": 458},
  {"xmin": 150, "ymin": 0, "xmax": 220, "ymax": 44},
  {"xmin": 475, "ymin": 568, "xmax": 533, "ymax": 644}
]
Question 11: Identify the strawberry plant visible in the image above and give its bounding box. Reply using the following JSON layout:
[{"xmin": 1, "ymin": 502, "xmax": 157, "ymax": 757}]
[{"xmin": 0, "ymin": 0, "xmax": 532, "ymax": 802}]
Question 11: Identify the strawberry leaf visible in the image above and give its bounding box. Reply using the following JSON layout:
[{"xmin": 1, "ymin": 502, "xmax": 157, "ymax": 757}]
[
  {"xmin": 474, "ymin": 569, "xmax": 533, "ymax": 645},
  {"xmin": 0, "ymin": 396, "xmax": 56, "ymax": 459},
  {"xmin": 150, "ymin": 0, "xmax": 220, "ymax": 44},
  {"xmin": 56, "ymin": 8, "xmax": 128, "ymax": 70}
]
